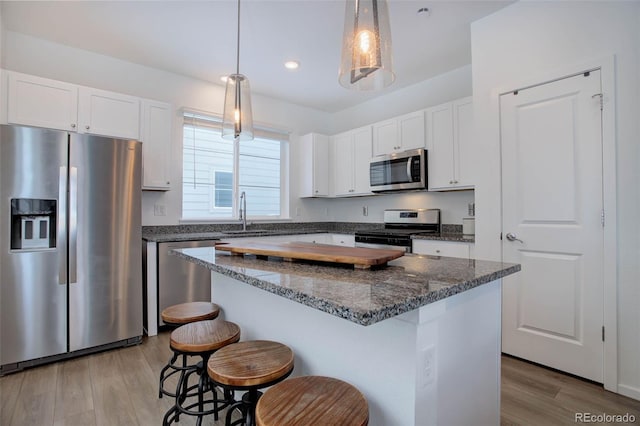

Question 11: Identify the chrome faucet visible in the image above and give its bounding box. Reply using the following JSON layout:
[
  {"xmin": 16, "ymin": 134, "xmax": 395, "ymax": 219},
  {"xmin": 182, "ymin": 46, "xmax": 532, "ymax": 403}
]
[{"xmin": 239, "ymin": 191, "xmax": 247, "ymax": 231}]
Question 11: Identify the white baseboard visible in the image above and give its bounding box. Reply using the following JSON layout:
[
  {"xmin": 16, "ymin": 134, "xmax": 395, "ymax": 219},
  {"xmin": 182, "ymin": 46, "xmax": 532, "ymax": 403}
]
[{"xmin": 617, "ymin": 384, "xmax": 640, "ymax": 402}]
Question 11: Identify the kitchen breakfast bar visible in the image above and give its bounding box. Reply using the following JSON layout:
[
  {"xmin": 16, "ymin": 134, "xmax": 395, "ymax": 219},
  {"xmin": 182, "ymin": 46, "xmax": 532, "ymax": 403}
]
[{"xmin": 173, "ymin": 246, "xmax": 520, "ymax": 426}]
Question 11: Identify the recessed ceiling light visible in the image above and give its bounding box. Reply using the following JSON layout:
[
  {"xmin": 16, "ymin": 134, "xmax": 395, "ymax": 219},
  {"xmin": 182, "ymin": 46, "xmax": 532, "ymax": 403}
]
[{"xmin": 284, "ymin": 61, "xmax": 300, "ymax": 70}]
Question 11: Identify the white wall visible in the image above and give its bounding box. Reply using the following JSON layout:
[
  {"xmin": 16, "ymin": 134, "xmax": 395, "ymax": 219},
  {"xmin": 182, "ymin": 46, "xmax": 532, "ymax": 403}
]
[
  {"xmin": 329, "ymin": 65, "xmax": 473, "ymax": 134},
  {"xmin": 471, "ymin": 1, "xmax": 640, "ymax": 398},
  {"xmin": 2, "ymin": 30, "xmax": 332, "ymax": 226},
  {"xmin": 293, "ymin": 65, "xmax": 475, "ymax": 225}
]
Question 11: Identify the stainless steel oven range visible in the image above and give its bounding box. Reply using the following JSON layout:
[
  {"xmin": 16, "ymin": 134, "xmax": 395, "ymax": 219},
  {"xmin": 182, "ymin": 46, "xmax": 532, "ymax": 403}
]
[{"xmin": 355, "ymin": 209, "xmax": 440, "ymax": 253}]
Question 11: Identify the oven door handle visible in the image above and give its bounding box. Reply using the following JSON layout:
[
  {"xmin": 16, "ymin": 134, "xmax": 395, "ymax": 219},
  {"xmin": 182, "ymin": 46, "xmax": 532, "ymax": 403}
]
[{"xmin": 407, "ymin": 158, "xmax": 413, "ymax": 182}]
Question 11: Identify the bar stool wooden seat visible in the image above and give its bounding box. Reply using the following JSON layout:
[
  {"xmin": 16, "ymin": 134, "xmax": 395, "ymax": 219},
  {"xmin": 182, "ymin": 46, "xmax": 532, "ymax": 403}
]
[
  {"xmin": 161, "ymin": 301, "xmax": 220, "ymax": 325},
  {"xmin": 255, "ymin": 376, "xmax": 369, "ymax": 426},
  {"xmin": 162, "ymin": 319, "xmax": 240, "ymax": 426},
  {"xmin": 207, "ymin": 340, "xmax": 294, "ymax": 426}
]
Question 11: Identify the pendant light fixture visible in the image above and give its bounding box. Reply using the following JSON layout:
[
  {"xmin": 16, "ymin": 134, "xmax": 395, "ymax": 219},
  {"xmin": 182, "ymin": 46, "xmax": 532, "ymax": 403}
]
[
  {"xmin": 338, "ymin": 0, "xmax": 395, "ymax": 90},
  {"xmin": 222, "ymin": 0, "xmax": 254, "ymax": 141}
]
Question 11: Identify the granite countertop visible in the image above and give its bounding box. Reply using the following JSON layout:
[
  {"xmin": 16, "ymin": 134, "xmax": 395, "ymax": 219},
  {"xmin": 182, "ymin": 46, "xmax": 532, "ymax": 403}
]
[
  {"xmin": 142, "ymin": 229, "xmax": 327, "ymax": 243},
  {"xmin": 412, "ymin": 233, "xmax": 475, "ymax": 243},
  {"xmin": 142, "ymin": 222, "xmax": 474, "ymax": 243},
  {"xmin": 173, "ymin": 247, "xmax": 519, "ymax": 326}
]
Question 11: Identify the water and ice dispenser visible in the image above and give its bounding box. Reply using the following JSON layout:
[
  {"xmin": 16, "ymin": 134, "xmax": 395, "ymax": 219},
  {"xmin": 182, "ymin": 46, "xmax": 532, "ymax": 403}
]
[{"xmin": 10, "ymin": 199, "xmax": 57, "ymax": 250}]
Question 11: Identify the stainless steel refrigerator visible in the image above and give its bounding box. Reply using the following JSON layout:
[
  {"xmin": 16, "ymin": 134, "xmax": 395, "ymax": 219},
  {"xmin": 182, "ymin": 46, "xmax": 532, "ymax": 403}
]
[{"xmin": 0, "ymin": 124, "xmax": 143, "ymax": 373}]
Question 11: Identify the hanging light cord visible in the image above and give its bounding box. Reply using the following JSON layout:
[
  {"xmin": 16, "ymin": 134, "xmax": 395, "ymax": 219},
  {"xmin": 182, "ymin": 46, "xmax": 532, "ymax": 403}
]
[{"xmin": 235, "ymin": 0, "xmax": 241, "ymax": 75}]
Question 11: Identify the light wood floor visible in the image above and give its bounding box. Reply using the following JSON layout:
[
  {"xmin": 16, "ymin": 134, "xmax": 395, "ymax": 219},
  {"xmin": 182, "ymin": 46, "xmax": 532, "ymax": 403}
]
[{"xmin": 1, "ymin": 332, "xmax": 638, "ymax": 425}]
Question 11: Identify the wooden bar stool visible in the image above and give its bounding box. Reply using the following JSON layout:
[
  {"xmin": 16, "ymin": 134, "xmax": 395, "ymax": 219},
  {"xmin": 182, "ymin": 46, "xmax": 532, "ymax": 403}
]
[
  {"xmin": 162, "ymin": 319, "xmax": 240, "ymax": 426},
  {"xmin": 158, "ymin": 302, "xmax": 220, "ymax": 399},
  {"xmin": 255, "ymin": 376, "xmax": 369, "ymax": 426},
  {"xmin": 207, "ymin": 340, "xmax": 294, "ymax": 426}
]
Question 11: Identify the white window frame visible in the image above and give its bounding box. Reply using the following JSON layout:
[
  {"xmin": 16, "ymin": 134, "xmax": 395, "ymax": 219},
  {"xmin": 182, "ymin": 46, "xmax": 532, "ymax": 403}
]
[{"xmin": 181, "ymin": 110, "xmax": 290, "ymax": 222}]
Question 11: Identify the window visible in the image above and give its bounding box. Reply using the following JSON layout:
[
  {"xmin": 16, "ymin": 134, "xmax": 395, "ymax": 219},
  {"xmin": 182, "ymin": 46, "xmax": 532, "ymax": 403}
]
[{"xmin": 182, "ymin": 112, "xmax": 288, "ymax": 220}]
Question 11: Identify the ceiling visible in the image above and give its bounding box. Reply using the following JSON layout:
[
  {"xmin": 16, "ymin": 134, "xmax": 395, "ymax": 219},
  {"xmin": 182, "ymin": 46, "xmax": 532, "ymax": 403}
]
[{"xmin": 1, "ymin": 0, "xmax": 511, "ymax": 112}]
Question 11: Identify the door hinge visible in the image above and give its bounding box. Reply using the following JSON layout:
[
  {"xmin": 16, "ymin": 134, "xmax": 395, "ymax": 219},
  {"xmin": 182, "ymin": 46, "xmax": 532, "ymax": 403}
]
[
  {"xmin": 601, "ymin": 209, "xmax": 605, "ymax": 227},
  {"xmin": 592, "ymin": 93, "xmax": 604, "ymax": 111},
  {"xmin": 602, "ymin": 326, "xmax": 605, "ymax": 342}
]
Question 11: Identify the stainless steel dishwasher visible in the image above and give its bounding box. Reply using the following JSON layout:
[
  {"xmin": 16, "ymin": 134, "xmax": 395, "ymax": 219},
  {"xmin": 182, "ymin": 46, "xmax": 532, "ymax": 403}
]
[{"xmin": 157, "ymin": 240, "xmax": 216, "ymax": 326}]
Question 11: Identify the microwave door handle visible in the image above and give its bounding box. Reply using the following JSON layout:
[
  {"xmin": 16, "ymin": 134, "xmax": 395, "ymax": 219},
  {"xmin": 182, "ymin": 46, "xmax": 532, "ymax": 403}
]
[{"xmin": 407, "ymin": 158, "xmax": 412, "ymax": 181}]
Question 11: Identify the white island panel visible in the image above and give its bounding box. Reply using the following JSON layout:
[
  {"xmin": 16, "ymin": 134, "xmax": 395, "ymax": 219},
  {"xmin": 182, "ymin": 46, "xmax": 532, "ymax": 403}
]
[{"xmin": 211, "ymin": 271, "xmax": 501, "ymax": 426}]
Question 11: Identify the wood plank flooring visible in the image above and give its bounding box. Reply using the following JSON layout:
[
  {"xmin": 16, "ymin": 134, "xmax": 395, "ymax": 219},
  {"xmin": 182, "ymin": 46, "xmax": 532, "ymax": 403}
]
[{"xmin": 1, "ymin": 332, "xmax": 638, "ymax": 425}]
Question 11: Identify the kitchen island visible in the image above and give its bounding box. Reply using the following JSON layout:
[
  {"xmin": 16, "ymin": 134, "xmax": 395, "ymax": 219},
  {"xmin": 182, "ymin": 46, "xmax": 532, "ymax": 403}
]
[{"xmin": 173, "ymin": 247, "xmax": 519, "ymax": 426}]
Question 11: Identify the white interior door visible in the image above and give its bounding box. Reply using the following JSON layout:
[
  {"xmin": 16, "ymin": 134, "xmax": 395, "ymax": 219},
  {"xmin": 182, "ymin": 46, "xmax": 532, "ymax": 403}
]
[{"xmin": 500, "ymin": 70, "xmax": 604, "ymax": 382}]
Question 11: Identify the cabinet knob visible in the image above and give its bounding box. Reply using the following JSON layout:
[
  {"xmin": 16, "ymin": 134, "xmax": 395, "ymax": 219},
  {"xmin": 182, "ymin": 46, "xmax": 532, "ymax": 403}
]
[
  {"xmin": 85, "ymin": 125, "xmax": 90, "ymax": 130},
  {"xmin": 436, "ymin": 250, "xmax": 441, "ymax": 253},
  {"xmin": 449, "ymin": 180, "xmax": 454, "ymax": 184},
  {"xmin": 166, "ymin": 181, "xmax": 170, "ymax": 185},
  {"xmin": 71, "ymin": 123, "xmax": 76, "ymax": 129},
  {"xmin": 315, "ymin": 190, "xmax": 318, "ymax": 193}
]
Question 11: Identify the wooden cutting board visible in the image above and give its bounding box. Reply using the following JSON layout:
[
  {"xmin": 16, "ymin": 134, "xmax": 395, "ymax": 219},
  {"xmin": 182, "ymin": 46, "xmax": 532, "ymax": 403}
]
[{"xmin": 215, "ymin": 241, "xmax": 404, "ymax": 269}]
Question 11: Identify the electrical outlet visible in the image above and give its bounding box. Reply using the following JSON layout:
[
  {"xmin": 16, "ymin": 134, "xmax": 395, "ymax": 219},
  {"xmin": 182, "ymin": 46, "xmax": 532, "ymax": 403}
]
[
  {"xmin": 154, "ymin": 204, "xmax": 166, "ymax": 216},
  {"xmin": 295, "ymin": 207, "xmax": 301, "ymax": 217},
  {"xmin": 420, "ymin": 346, "xmax": 436, "ymax": 388},
  {"xmin": 362, "ymin": 206, "xmax": 368, "ymax": 216},
  {"xmin": 324, "ymin": 207, "xmax": 329, "ymax": 216}
]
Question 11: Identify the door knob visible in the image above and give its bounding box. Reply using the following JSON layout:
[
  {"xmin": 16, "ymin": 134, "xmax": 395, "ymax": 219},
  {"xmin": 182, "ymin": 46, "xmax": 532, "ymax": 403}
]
[{"xmin": 505, "ymin": 232, "xmax": 524, "ymax": 243}]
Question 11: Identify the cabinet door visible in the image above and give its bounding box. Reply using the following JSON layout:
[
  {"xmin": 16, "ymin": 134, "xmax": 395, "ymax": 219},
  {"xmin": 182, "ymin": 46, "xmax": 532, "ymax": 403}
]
[
  {"xmin": 312, "ymin": 134, "xmax": 330, "ymax": 196},
  {"xmin": 78, "ymin": 87, "xmax": 140, "ymax": 139},
  {"xmin": 398, "ymin": 111, "xmax": 425, "ymax": 151},
  {"xmin": 412, "ymin": 240, "xmax": 470, "ymax": 259},
  {"xmin": 141, "ymin": 100, "xmax": 172, "ymax": 190},
  {"xmin": 330, "ymin": 234, "xmax": 355, "ymax": 247},
  {"xmin": 331, "ymin": 132, "xmax": 354, "ymax": 196},
  {"xmin": 352, "ymin": 127, "xmax": 372, "ymax": 195},
  {"xmin": 372, "ymin": 119, "xmax": 398, "ymax": 156},
  {"xmin": 7, "ymin": 72, "xmax": 79, "ymax": 131},
  {"xmin": 453, "ymin": 97, "xmax": 474, "ymax": 189},
  {"xmin": 299, "ymin": 133, "xmax": 329, "ymax": 197},
  {"xmin": 426, "ymin": 103, "xmax": 455, "ymax": 190}
]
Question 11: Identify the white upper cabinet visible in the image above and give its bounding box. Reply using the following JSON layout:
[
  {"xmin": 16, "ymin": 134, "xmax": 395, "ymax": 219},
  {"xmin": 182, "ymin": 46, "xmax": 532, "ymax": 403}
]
[
  {"xmin": 7, "ymin": 71, "xmax": 79, "ymax": 132},
  {"xmin": 426, "ymin": 97, "xmax": 474, "ymax": 191},
  {"xmin": 78, "ymin": 87, "xmax": 140, "ymax": 139},
  {"xmin": 331, "ymin": 126, "xmax": 372, "ymax": 197},
  {"xmin": 372, "ymin": 111, "xmax": 425, "ymax": 156},
  {"xmin": 141, "ymin": 100, "xmax": 172, "ymax": 190},
  {"xmin": 299, "ymin": 133, "xmax": 330, "ymax": 198},
  {"xmin": 6, "ymin": 71, "xmax": 140, "ymax": 140}
]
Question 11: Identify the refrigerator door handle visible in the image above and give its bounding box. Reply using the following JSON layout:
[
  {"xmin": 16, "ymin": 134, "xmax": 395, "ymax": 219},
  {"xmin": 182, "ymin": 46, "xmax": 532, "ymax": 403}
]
[
  {"xmin": 69, "ymin": 167, "xmax": 78, "ymax": 284},
  {"xmin": 58, "ymin": 166, "xmax": 68, "ymax": 285}
]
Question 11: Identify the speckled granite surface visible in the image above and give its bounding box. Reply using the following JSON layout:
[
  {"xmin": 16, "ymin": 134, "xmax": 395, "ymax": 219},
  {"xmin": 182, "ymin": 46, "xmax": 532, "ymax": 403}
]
[
  {"xmin": 142, "ymin": 222, "xmax": 473, "ymax": 243},
  {"xmin": 411, "ymin": 233, "xmax": 475, "ymax": 243},
  {"xmin": 173, "ymin": 247, "xmax": 519, "ymax": 326}
]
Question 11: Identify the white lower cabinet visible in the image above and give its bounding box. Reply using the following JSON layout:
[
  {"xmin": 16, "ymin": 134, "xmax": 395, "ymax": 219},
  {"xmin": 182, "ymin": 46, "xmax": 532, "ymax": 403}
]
[
  {"xmin": 412, "ymin": 239, "xmax": 472, "ymax": 259},
  {"xmin": 221, "ymin": 233, "xmax": 355, "ymax": 247},
  {"xmin": 330, "ymin": 234, "xmax": 355, "ymax": 247}
]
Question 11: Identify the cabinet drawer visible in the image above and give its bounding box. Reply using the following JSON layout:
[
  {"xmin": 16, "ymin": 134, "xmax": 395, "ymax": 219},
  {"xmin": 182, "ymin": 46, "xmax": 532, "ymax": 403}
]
[{"xmin": 412, "ymin": 240, "xmax": 471, "ymax": 258}]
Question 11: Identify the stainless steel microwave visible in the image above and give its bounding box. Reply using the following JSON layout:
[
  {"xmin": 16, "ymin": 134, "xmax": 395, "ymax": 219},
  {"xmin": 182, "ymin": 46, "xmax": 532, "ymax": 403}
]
[{"xmin": 369, "ymin": 148, "xmax": 427, "ymax": 192}]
